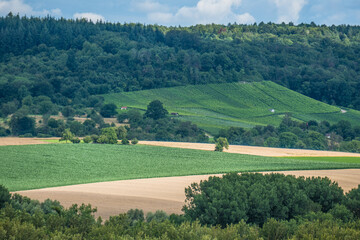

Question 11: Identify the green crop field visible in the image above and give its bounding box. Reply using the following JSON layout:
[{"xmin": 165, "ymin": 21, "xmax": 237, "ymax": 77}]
[
  {"xmin": 286, "ymin": 156, "xmax": 360, "ymax": 164},
  {"xmin": 1, "ymin": 144, "xmax": 360, "ymax": 191},
  {"xmin": 103, "ymin": 81, "xmax": 360, "ymax": 135}
]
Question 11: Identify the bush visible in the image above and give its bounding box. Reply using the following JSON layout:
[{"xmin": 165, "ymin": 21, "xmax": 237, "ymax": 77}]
[
  {"xmin": 131, "ymin": 138, "xmax": 138, "ymax": 145},
  {"xmin": 91, "ymin": 134, "xmax": 99, "ymax": 143},
  {"xmin": 121, "ymin": 138, "xmax": 129, "ymax": 145},
  {"xmin": 83, "ymin": 136, "xmax": 92, "ymax": 143},
  {"xmin": 19, "ymin": 133, "xmax": 33, "ymax": 138},
  {"xmin": 70, "ymin": 137, "xmax": 81, "ymax": 144},
  {"xmin": 36, "ymin": 133, "xmax": 52, "ymax": 138}
]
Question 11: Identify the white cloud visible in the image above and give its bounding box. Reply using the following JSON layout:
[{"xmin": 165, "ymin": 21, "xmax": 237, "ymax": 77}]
[
  {"xmin": 0, "ymin": 0, "xmax": 33, "ymax": 15},
  {"xmin": 271, "ymin": 0, "xmax": 307, "ymax": 23},
  {"xmin": 0, "ymin": 0, "xmax": 62, "ymax": 17},
  {"xmin": 73, "ymin": 12, "xmax": 105, "ymax": 22},
  {"xmin": 236, "ymin": 12, "xmax": 256, "ymax": 24},
  {"xmin": 144, "ymin": 0, "xmax": 255, "ymax": 25},
  {"xmin": 133, "ymin": 0, "xmax": 169, "ymax": 12},
  {"xmin": 148, "ymin": 12, "xmax": 173, "ymax": 23}
]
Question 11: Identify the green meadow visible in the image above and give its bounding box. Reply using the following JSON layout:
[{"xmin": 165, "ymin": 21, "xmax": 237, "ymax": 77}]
[
  {"xmin": 1, "ymin": 144, "xmax": 360, "ymax": 191},
  {"xmin": 103, "ymin": 81, "xmax": 360, "ymax": 134}
]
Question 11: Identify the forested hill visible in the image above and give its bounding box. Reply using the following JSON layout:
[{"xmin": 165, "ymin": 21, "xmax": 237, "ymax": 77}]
[{"xmin": 1, "ymin": 13, "xmax": 360, "ymax": 117}]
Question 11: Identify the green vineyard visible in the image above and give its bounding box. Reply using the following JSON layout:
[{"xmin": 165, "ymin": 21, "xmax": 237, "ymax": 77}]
[{"xmin": 104, "ymin": 81, "xmax": 360, "ymax": 134}]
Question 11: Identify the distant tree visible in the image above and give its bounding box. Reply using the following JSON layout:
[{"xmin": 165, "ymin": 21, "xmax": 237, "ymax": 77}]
[
  {"xmin": 97, "ymin": 127, "xmax": 118, "ymax": 144},
  {"xmin": 116, "ymin": 126, "xmax": 127, "ymax": 140},
  {"xmin": 9, "ymin": 114, "xmax": 36, "ymax": 136},
  {"xmin": 279, "ymin": 132, "xmax": 298, "ymax": 148},
  {"xmin": 61, "ymin": 106, "xmax": 75, "ymax": 118},
  {"xmin": 264, "ymin": 137, "xmax": 279, "ymax": 147},
  {"xmin": 144, "ymin": 100, "xmax": 168, "ymax": 120},
  {"xmin": 127, "ymin": 209, "xmax": 144, "ymax": 225},
  {"xmin": 146, "ymin": 210, "xmax": 169, "ymax": 223},
  {"xmin": 340, "ymin": 140, "xmax": 360, "ymax": 153},
  {"xmin": 131, "ymin": 138, "xmax": 138, "ymax": 145},
  {"xmin": 60, "ymin": 129, "xmax": 74, "ymax": 143},
  {"xmin": 345, "ymin": 185, "xmax": 360, "ymax": 218},
  {"xmin": 47, "ymin": 118, "xmax": 59, "ymax": 128},
  {"xmin": 121, "ymin": 138, "xmax": 129, "ymax": 145},
  {"xmin": 1, "ymin": 101, "xmax": 18, "ymax": 116},
  {"xmin": 83, "ymin": 136, "xmax": 92, "ymax": 143},
  {"xmin": 100, "ymin": 104, "xmax": 117, "ymax": 117},
  {"xmin": 215, "ymin": 137, "xmax": 229, "ymax": 152},
  {"xmin": 70, "ymin": 137, "xmax": 81, "ymax": 144}
]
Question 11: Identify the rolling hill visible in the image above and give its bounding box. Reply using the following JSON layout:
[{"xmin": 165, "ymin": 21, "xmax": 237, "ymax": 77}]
[{"xmin": 103, "ymin": 81, "xmax": 360, "ymax": 134}]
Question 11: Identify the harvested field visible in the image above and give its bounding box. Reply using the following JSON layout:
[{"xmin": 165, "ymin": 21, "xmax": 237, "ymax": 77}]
[
  {"xmin": 0, "ymin": 137, "xmax": 59, "ymax": 146},
  {"xmin": 139, "ymin": 141, "xmax": 360, "ymax": 157},
  {"xmin": 16, "ymin": 169, "xmax": 360, "ymax": 220}
]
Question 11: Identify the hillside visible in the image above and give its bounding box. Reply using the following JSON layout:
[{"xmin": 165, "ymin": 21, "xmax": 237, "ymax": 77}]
[
  {"xmin": 103, "ymin": 81, "xmax": 360, "ymax": 134},
  {"xmin": 1, "ymin": 15, "xmax": 360, "ymax": 120}
]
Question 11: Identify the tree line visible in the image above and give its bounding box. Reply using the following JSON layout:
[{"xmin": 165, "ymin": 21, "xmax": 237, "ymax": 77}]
[
  {"xmin": 0, "ymin": 100, "xmax": 208, "ymax": 144},
  {"xmin": 1, "ymin": 13, "xmax": 360, "ymax": 123},
  {"xmin": 1, "ymin": 172, "xmax": 360, "ymax": 239},
  {"xmin": 217, "ymin": 115, "xmax": 360, "ymax": 152}
]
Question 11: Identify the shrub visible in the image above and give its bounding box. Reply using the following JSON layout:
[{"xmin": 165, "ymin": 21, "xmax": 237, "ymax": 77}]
[
  {"xmin": 121, "ymin": 138, "xmax": 129, "ymax": 145},
  {"xmin": 37, "ymin": 133, "xmax": 52, "ymax": 138},
  {"xmin": 83, "ymin": 136, "xmax": 92, "ymax": 143},
  {"xmin": 71, "ymin": 137, "xmax": 81, "ymax": 144},
  {"xmin": 91, "ymin": 134, "xmax": 99, "ymax": 143},
  {"xmin": 20, "ymin": 133, "xmax": 33, "ymax": 138},
  {"xmin": 131, "ymin": 138, "xmax": 138, "ymax": 145}
]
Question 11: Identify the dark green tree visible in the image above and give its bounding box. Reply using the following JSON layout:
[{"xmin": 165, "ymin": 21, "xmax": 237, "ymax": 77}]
[
  {"xmin": 144, "ymin": 100, "xmax": 168, "ymax": 120},
  {"xmin": 9, "ymin": 114, "xmax": 36, "ymax": 136},
  {"xmin": 214, "ymin": 137, "xmax": 229, "ymax": 152},
  {"xmin": 100, "ymin": 104, "xmax": 117, "ymax": 117},
  {"xmin": 0, "ymin": 185, "xmax": 11, "ymax": 209}
]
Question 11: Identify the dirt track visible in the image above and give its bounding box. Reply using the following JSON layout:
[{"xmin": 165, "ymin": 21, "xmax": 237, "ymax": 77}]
[
  {"xmin": 16, "ymin": 169, "xmax": 360, "ymax": 220},
  {"xmin": 139, "ymin": 141, "xmax": 360, "ymax": 157}
]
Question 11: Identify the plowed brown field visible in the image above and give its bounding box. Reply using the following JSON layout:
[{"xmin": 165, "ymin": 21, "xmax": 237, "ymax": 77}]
[{"xmin": 4, "ymin": 138, "xmax": 360, "ymax": 219}]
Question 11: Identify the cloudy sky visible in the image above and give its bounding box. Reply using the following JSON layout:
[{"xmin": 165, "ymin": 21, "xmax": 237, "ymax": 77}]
[{"xmin": 0, "ymin": 0, "xmax": 359, "ymax": 26}]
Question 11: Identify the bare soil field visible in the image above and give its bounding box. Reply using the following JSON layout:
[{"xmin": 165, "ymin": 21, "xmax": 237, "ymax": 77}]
[
  {"xmin": 139, "ymin": 141, "xmax": 360, "ymax": 157},
  {"xmin": 0, "ymin": 137, "xmax": 59, "ymax": 146},
  {"xmin": 16, "ymin": 169, "xmax": 360, "ymax": 220},
  {"xmin": 5, "ymin": 138, "xmax": 360, "ymax": 219}
]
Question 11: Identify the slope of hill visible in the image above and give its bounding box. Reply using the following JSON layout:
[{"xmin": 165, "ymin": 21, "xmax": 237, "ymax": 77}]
[
  {"xmin": 1, "ymin": 15, "xmax": 360, "ymax": 119},
  {"xmin": 104, "ymin": 81, "xmax": 360, "ymax": 134}
]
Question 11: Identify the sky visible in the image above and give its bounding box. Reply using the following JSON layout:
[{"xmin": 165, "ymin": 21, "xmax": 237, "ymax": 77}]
[{"xmin": 0, "ymin": 0, "xmax": 359, "ymax": 26}]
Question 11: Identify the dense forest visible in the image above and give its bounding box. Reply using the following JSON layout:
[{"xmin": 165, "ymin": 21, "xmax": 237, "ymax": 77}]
[
  {"xmin": 1, "ymin": 13, "xmax": 360, "ymax": 121},
  {"xmin": 1, "ymin": 173, "xmax": 360, "ymax": 239}
]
